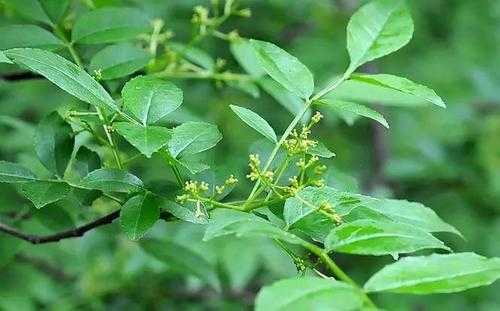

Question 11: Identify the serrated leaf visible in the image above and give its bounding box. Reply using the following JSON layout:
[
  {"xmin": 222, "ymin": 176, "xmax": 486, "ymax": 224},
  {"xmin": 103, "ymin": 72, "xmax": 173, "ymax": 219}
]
[
  {"xmin": 122, "ymin": 76, "xmax": 183, "ymax": 125},
  {"xmin": 230, "ymin": 105, "xmax": 277, "ymax": 143},
  {"xmin": 20, "ymin": 180, "xmax": 71, "ymax": 209},
  {"xmin": 115, "ymin": 122, "xmax": 171, "ymax": 158},
  {"xmin": 89, "ymin": 43, "xmax": 151, "ymax": 80},
  {"xmin": 347, "ymin": 0, "xmax": 413, "ymax": 72},
  {"xmin": 250, "ymin": 39, "xmax": 314, "ymax": 99},
  {"xmin": 351, "ymin": 74, "xmax": 446, "ymax": 108},
  {"xmin": 325, "ymin": 219, "xmax": 449, "ymax": 257},
  {"xmin": 4, "ymin": 48, "xmax": 118, "ymax": 112},
  {"xmin": 364, "ymin": 253, "xmax": 500, "ymax": 294},
  {"xmin": 256, "ymin": 277, "xmax": 364, "ymax": 311},
  {"xmin": 0, "ymin": 25, "xmax": 63, "ymax": 50},
  {"xmin": 120, "ymin": 194, "xmax": 160, "ymax": 240},
  {"xmin": 168, "ymin": 122, "xmax": 222, "ymax": 158},
  {"xmin": 169, "ymin": 42, "xmax": 214, "ymax": 70},
  {"xmin": 4, "ymin": 0, "xmax": 52, "ymax": 25},
  {"xmin": 80, "ymin": 168, "xmax": 143, "ymax": 193},
  {"xmin": 140, "ymin": 238, "xmax": 221, "ymax": 290},
  {"xmin": 316, "ymin": 99, "xmax": 389, "ymax": 128},
  {"xmin": 204, "ymin": 209, "xmax": 306, "ymax": 246},
  {"xmin": 35, "ymin": 112, "xmax": 74, "ymax": 177},
  {"xmin": 72, "ymin": 7, "xmax": 150, "ymax": 44},
  {"xmin": 161, "ymin": 200, "xmax": 208, "ymax": 224},
  {"xmin": 0, "ymin": 161, "xmax": 37, "ymax": 183}
]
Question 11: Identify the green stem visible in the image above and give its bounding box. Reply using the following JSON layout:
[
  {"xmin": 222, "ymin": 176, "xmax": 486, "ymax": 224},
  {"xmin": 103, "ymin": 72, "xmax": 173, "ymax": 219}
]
[
  {"xmin": 171, "ymin": 165, "xmax": 184, "ymax": 187},
  {"xmin": 311, "ymin": 72, "xmax": 349, "ymax": 101},
  {"xmin": 155, "ymin": 70, "xmax": 252, "ymax": 82},
  {"xmin": 96, "ymin": 108, "xmax": 122, "ymax": 169},
  {"xmin": 246, "ymin": 101, "xmax": 312, "ymax": 202}
]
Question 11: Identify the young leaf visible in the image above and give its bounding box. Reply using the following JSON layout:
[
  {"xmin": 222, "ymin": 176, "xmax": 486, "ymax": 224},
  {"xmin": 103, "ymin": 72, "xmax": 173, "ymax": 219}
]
[
  {"xmin": 351, "ymin": 74, "xmax": 446, "ymax": 108},
  {"xmin": 250, "ymin": 39, "xmax": 314, "ymax": 99},
  {"xmin": 308, "ymin": 142, "xmax": 336, "ymax": 158},
  {"xmin": 72, "ymin": 7, "xmax": 150, "ymax": 44},
  {"xmin": 120, "ymin": 194, "xmax": 160, "ymax": 241},
  {"xmin": 204, "ymin": 209, "xmax": 306, "ymax": 246},
  {"xmin": 325, "ymin": 219, "xmax": 449, "ymax": 257},
  {"xmin": 140, "ymin": 238, "xmax": 221, "ymax": 291},
  {"xmin": 4, "ymin": 48, "xmax": 118, "ymax": 112},
  {"xmin": 0, "ymin": 25, "xmax": 63, "ymax": 50},
  {"xmin": 316, "ymin": 99, "xmax": 389, "ymax": 128},
  {"xmin": 0, "ymin": 161, "xmax": 37, "ymax": 183},
  {"xmin": 255, "ymin": 277, "xmax": 364, "ymax": 311},
  {"xmin": 168, "ymin": 122, "xmax": 222, "ymax": 158},
  {"xmin": 20, "ymin": 181, "xmax": 71, "ymax": 209},
  {"xmin": 115, "ymin": 122, "xmax": 171, "ymax": 158},
  {"xmin": 35, "ymin": 112, "xmax": 74, "ymax": 177},
  {"xmin": 80, "ymin": 168, "xmax": 143, "ymax": 193},
  {"xmin": 364, "ymin": 253, "xmax": 500, "ymax": 294},
  {"xmin": 347, "ymin": 0, "xmax": 414, "ymax": 72},
  {"xmin": 89, "ymin": 43, "xmax": 151, "ymax": 80},
  {"xmin": 230, "ymin": 105, "xmax": 277, "ymax": 143},
  {"xmin": 3, "ymin": 0, "xmax": 52, "ymax": 25},
  {"xmin": 169, "ymin": 42, "xmax": 215, "ymax": 70},
  {"xmin": 122, "ymin": 76, "xmax": 183, "ymax": 125}
]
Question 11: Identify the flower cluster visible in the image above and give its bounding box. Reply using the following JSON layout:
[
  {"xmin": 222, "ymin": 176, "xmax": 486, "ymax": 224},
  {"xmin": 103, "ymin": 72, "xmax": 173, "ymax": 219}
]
[
  {"xmin": 176, "ymin": 180, "xmax": 209, "ymax": 204},
  {"xmin": 215, "ymin": 174, "xmax": 239, "ymax": 194},
  {"xmin": 246, "ymin": 154, "xmax": 274, "ymax": 183},
  {"xmin": 319, "ymin": 201, "xmax": 342, "ymax": 224},
  {"xmin": 283, "ymin": 112, "xmax": 323, "ymax": 155}
]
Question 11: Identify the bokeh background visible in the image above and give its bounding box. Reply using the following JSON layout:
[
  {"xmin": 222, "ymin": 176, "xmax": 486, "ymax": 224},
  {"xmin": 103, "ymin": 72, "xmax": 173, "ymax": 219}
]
[{"xmin": 0, "ymin": 0, "xmax": 499, "ymax": 310}]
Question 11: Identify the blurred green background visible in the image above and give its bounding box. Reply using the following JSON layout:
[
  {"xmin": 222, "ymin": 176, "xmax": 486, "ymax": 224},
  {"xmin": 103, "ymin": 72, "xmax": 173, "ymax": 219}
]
[{"xmin": 0, "ymin": 0, "xmax": 499, "ymax": 310}]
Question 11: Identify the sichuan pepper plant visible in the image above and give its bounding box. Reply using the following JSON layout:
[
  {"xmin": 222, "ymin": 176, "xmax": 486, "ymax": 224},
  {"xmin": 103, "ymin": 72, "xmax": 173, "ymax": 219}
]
[{"xmin": 0, "ymin": 0, "xmax": 499, "ymax": 309}]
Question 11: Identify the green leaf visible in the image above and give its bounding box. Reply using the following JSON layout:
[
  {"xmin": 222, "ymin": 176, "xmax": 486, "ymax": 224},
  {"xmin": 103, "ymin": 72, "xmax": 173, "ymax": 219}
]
[
  {"xmin": 169, "ymin": 42, "xmax": 214, "ymax": 70},
  {"xmin": 325, "ymin": 219, "xmax": 449, "ymax": 257},
  {"xmin": 0, "ymin": 51, "xmax": 13, "ymax": 64},
  {"xmin": 168, "ymin": 122, "xmax": 222, "ymax": 158},
  {"xmin": 120, "ymin": 194, "xmax": 160, "ymax": 241},
  {"xmin": 122, "ymin": 76, "xmax": 183, "ymax": 125},
  {"xmin": 204, "ymin": 209, "xmax": 306, "ymax": 246},
  {"xmin": 20, "ymin": 181, "xmax": 71, "ymax": 209},
  {"xmin": 39, "ymin": 0, "xmax": 70, "ymax": 23},
  {"xmin": 4, "ymin": 48, "xmax": 118, "ymax": 112},
  {"xmin": 0, "ymin": 161, "xmax": 37, "ymax": 183},
  {"xmin": 364, "ymin": 253, "xmax": 500, "ymax": 294},
  {"xmin": 346, "ymin": 0, "xmax": 414, "ymax": 72},
  {"xmin": 230, "ymin": 38, "xmax": 266, "ymax": 78},
  {"xmin": 3, "ymin": 0, "xmax": 52, "ymax": 25},
  {"xmin": 250, "ymin": 39, "xmax": 314, "ymax": 99},
  {"xmin": 161, "ymin": 200, "xmax": 208, "ymax": 224},
  {"xmin": 35, "ymin": 112, "xmax": 74, "ymax": 177},
  {"xmin": 72, "ymin": 7, "xmax": 150, "ymax": 44},
  {"xmin": 308, "ymin": 142, "xmax": 336, "ymax": 158},
  {"xmin": 316, "ymin": 99, "xmax": 389, "ymax": 128},
  {"xmin": 140, "ymin": 238, "xmax": 221, "ymax": 290},
  {"xmin": 89, "ymin": 43, "xmax": 151, "ymax": 80},
  {"xmin": 230, "ymin": 105, "xmax": 277, "ymax": 143},
  {"xmin": 258, "ymin": 77, "xmax": 309, "ymax": 118},
  {"xmin": 0, "ymin": 25, "xmax": 63, "ymax": 50},
  {"xmin": 351, "ymin": 74, "xmax": 446, "ymax": 108},
  {"xmin": 115, "ymin": 122, "xmax": 171, "ymax": 158},
  {"xmin": 256, "ymin": 277, "xmax": 364, "ymax": 311},
  {"xmin": 80, "ymin": 168, "xmax": 143, "ymax": 193},
  {"xmin": 67, "ymin": 146, "xmax": 101, "ymax": 181}
]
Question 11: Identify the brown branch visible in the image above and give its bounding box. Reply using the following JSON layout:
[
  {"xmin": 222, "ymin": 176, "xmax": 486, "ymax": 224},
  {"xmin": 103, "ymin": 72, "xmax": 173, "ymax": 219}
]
[
  {"xmin": 0, "ymin": 210, "xmax": 121, "ymax": 244},
  {"xmin": 0, "ymin": 210, "xmax": 174, "ymax": 245}
]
